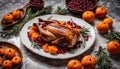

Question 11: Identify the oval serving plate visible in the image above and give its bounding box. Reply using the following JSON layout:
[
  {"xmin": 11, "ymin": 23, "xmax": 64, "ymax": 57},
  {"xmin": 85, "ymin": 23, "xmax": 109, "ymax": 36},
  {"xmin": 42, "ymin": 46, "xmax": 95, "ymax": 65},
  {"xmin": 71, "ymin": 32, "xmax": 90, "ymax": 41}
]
[{"xmin": 20, "ymin": 14, "xmax": 96, "ymax": 59}]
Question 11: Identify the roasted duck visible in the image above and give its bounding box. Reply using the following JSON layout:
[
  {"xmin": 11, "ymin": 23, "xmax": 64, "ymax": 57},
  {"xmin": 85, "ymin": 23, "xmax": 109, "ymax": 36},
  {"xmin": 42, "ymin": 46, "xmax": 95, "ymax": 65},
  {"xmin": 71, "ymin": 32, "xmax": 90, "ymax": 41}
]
[{"xmin": 36, "ymin": 18, "xmax": 80, "ymax": 48}]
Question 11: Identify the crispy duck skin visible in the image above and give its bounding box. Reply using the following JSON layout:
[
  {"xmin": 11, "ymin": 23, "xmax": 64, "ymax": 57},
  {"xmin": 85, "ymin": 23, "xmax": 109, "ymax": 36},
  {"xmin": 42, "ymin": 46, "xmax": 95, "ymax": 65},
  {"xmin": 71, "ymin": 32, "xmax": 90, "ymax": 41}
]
[
  {"xmin": 36, "ymin": 24, "xmax": 57, "ymax": 41},
  {"xmin": 37, "ymin": 19, "xmax": 79, "ymax": 48},
  {"xmin": 39, "ymin": 18, "xmax": 59, "ymax": 24}
]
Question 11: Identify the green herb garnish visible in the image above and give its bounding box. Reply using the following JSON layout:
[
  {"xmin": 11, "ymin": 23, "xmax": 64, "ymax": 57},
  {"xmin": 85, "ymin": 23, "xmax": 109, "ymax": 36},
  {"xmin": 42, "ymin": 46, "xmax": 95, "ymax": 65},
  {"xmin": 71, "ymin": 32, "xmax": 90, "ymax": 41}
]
[
  {"xmin": 31, "ymin": 40, "xmax": 41, "ymax": 49},
  {"xmin": 104, "ymin": 31, "xmax": 120, "ymax": 42},
  {"xmin": 80, "ymin": 34, "xmax": 86, "ymax": 48},
  {"xmin": 54, "ymin": 6, "xmax": 68, "ymax": 15},
  {"xmin": 80, "ymin": 27, "xmax": 89, "ymax": 48},
  {"xmin": 95, "ymin": 46, "xmax": 113, "ymax": 69},
  {"xmin": 47, "ymin": 16, "xmax": 53, "ymax": 20},
  {"xmin": 80, "ymin": 27, "xmax": 90, "ymax": 37}
]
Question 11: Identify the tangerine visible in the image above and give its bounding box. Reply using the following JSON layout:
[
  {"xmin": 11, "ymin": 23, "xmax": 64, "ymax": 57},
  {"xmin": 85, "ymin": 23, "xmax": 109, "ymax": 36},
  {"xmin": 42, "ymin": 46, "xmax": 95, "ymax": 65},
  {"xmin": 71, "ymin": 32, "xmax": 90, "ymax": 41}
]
[
  {"xmin": 3, "ymin": 13, "xmax": 13, "ymax": 23},
  {"xmin": 103, "ymin": 18, "xmax": 113, "ymax": 27},
  {"xmin": 12, "ymin": 9, "xmax": 21, "ymax": 19},
  {"xmin": 81, "ymin": 55, "xmax": 96, "ymax": 69},
  {"xmin": 0, "ymin": 47, "xmax": 4, "ymax": 55},
  {"xmin": 11, "ymin": 56, "xmax": 22, "ymax": 65},
  {"xmin": 82, "ymin": 11, "xmax": 95, "ymax": 23},
  {"xmin": 2, "ymin": 60, "xmax": 12, "ymax": 69},
  {"xmin": 96, "ymin": 7, "xmax": 107, "ymax": 19},
  {"xmin": 107, "ymin": 41, "xmax": 120, "ymax": 54},
  {"xmin": 0, "ymin": 57, "xmax": 2, "ymax": 65},
  {"xmin": 48, "ymin": 46, "xmax": 58, "ymax": 54},
  {"xmin": 67, "ymin": 59, "xmax": 82, "ymax": 69},
  {"xmin": 4, "ymin": 48, "xmax": 16, "ymax": 58}
]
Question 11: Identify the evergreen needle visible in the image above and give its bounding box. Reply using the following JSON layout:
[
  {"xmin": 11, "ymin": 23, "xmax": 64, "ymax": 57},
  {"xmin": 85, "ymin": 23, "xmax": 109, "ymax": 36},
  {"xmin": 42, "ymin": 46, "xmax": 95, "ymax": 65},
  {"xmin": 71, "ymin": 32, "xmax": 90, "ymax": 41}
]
[
  {"xmin": 104, "ymin": 31, "xmax": 120, "ymax": 42},
  {"xmin": 54, "ymin": 6, "xmax": 68, "ymax": 15},
  {"xmin": 95, "ymin": 46, "xmax": 113, "ymax": 69}
]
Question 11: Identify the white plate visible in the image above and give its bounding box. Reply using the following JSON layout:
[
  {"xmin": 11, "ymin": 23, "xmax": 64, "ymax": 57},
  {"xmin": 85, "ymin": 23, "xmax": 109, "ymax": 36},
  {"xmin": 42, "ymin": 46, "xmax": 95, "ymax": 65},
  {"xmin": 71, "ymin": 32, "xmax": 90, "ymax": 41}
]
[{"xmin": 20, "ymin": 14, "xmax": 96, "ymax": 59}]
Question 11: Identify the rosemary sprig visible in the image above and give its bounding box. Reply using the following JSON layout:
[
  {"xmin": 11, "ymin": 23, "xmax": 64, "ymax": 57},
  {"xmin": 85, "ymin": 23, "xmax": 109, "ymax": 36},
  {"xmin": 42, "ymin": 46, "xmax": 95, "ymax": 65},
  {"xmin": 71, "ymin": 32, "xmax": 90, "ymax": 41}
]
[
  {"xmin": 80, "ymin": 27, "xmax": 90, "ymax": 37},
  {"xmin": 80, "ymin": 27, "xmax": 89, "ymax": 48},
  {"xmin": 54, "ymin": 6, "xmax": 68, "ymax": 15},
  {"xmin": 31, "ymin": 40, "xmax": 41, "ymax": 49},
  {"xmin": 95, "ymin": 46, "xmax": 113, "ymax": 69},
  {"xmin": 104, "ymin": 31, "xmax": 120, "ymax": 42},
  {"xmin": 25, "ymin": 5, "xmax": 52, "ymax": 20},
  {"xmin": 0, "ymin": 29, "xmax": 16, "ymax": 38},
  {"xmin": 47, "ymin": 16, "xmax": 52, "ymax": 20},
  {"xmin": 80, "ymin": 34, "xmax": 86, "ymax": 48},
  {"xmin": 0, "ymin": 5, "xmax": 52, "ymax": 38}
]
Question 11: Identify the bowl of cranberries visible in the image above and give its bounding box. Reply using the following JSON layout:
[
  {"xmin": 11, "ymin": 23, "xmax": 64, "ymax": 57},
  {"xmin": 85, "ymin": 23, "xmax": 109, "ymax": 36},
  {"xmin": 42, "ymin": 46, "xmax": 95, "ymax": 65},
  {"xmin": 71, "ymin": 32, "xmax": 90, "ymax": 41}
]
[
  {"xmin": 66, "ymin": 0, "xmax": 97, "ymax": 14},
  {"xmin": 30, "ymin": 0, "xmax": 44, "ymax": 10}
]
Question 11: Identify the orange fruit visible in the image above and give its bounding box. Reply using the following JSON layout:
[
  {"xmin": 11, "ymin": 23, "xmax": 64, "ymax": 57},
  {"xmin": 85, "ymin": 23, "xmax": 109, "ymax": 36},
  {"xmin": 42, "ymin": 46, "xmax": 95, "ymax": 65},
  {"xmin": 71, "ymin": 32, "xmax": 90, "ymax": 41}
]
[
  {"xmin": 12, "ymin": 9, "xmax": 21, "ymax": 19},
  {"xmin": 95, "ymin": 7, "xmax": 107, "ymax": 19},
  {"xmin": 42, "ymin": 44, "xmax": 49, "ymax": 52},
  {"xmin": 3, "ymin": 13, "xmax": 13, "ymax": 23},
  {"xmin": 96, "ymin": 21, "xmax": 109, "ymax": 34},
  {"xmin": 31, "ymin": 32, "xmax": 40, "ymax": 41},
  {"xmin": 82, "ymin": 11, "xmax": 95, "ymax": 23},
  {"xmin": 2, "ymin": 60, "xmax": 12, "ymax": 69},
  {"xmin": 31, "ymin": 25, "xmax": 38, "ymax": 30},
  {"xmin": 107, "ymin": 41, "xmax": 120, "ymax": 54},
  {"xmin": 67, "ymin": 59, "xmax": 82, "ymax": 69},
  {"xmin": 81, "ymin": 55, "xmax": 96, "ymax": 69},
  {"xmin": 48, "ymin": 46, "xmax": 58, "ymax": 54},
  {"xmin": 0, "ymin": 47, "xmax": 4, "ymax": 55},
  {"xmin": 4, "ymin": 48, "xmax": 16, "ymax": 58},
  {"xmin": 103, "ymin": 18, "xmax": 113, "ymax": 27},
  {"xmin": 29, "ymin": 29, "xmax": 36, "ymax": 36},
  {"xmin": 0, "ymin": 57, "xmax": 2, "ymax": 65},
  {"xmin": 11, "ymin": 56, "xmax": 22, "ymax": 65}
]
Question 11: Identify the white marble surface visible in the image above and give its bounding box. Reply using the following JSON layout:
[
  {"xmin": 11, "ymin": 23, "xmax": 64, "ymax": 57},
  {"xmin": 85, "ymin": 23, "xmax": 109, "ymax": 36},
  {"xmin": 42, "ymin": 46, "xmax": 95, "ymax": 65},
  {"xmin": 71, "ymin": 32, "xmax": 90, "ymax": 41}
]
[{"xmin": 0, "ymin": 0, "xmax": 120, "ymax": 69}]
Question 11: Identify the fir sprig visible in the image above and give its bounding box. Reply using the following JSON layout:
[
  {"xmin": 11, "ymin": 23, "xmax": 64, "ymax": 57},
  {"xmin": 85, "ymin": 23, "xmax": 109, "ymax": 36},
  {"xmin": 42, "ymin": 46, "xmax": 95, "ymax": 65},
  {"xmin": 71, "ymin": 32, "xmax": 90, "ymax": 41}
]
[
  {"xmin": 54, "ymin": 6, "xmax": 68, "ymax": 15},
  {"xmin": 31, "ymin": 40, "xmax": 41, "ymax": 49},
  {"xmin": 80, "ymin": 27, "xmax": 89, "ymax": 48},
  {"xmin": 80, "ymin": 27, "xmax": 90, "ymax": 37},
  {"xmin": 0, "ymin": 5, "xmax": 52, "ymax": 38},
  {"xmin": 80, "ymin": 34, "xmax": 86, "ymax": 48},
  {"xmin": 95, "ymin": 46, "xmax": 113, "ymax": 69},
  {"xmin": 104, "ymin": 31, "xmax": 120, "ymax": 42}
]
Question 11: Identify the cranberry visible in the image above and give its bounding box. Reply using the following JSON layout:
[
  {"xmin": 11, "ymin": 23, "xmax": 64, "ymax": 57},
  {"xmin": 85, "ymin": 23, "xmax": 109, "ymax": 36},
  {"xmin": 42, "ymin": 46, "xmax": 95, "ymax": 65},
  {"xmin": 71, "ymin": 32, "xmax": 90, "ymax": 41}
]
[
  {"xmin": 83, "ymin": 36, "xmax": 89, "ymax": 41},
  {"xmin": 68, "ymin": 0, "xmax": 95, "ymax": 11},
  {"xmin": 67, "ymin": 21, "xmax": 73, "ymax": 26},
  {"xmin": 57, "ymin": 48, "xmax": 68, "ymax": 54}
]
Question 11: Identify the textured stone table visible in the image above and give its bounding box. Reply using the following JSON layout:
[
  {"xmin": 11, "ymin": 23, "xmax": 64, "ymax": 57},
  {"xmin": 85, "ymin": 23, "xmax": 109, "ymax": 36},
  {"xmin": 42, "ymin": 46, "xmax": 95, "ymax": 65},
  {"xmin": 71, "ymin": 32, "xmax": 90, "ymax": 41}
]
[{"xmin": 0, "ymin": 0, "xmax": 120, "ymax": 69}]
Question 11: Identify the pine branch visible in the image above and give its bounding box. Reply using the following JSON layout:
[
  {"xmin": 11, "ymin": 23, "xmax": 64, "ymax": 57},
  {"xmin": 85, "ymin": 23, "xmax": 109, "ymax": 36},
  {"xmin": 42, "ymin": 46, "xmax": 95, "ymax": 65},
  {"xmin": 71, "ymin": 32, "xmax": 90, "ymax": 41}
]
[
  {"xmin": 80, "ymin": 27, "xmax": 90, "ymax": 37},
  {"xmin": 31, "ymin": 40, "xmax": 41, "ymax": 49},
  {"xmin": 104, "ymin": 31, "xmax": 120, "ymax": 42},
  {"xmin": 54, "ymin": 6, "xmax": 68, "ymax": 15},
  {"xmin": 95, "ymin": 46, "xmax": 113, "ymax": 69},
  {"xmin": 78, "ymin": 27, "xmax": 89, "ymax": 48}
]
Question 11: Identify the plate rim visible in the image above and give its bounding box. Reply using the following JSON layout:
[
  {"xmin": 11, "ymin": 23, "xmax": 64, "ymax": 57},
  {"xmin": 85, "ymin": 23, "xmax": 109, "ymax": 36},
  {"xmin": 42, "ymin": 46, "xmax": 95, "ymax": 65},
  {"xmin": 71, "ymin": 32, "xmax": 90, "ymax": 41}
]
[{"xmin": 20, "ymin": 14, "xmax": 96, "ymax": 59}]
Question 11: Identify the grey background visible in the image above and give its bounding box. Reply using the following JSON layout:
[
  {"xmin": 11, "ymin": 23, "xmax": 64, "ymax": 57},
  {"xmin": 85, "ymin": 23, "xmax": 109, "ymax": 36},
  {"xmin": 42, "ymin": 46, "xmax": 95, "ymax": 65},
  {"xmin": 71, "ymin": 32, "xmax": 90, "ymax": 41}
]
[{"xmin": 0, "ymin": 0, "xmax": 120, "ymax": 69}]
